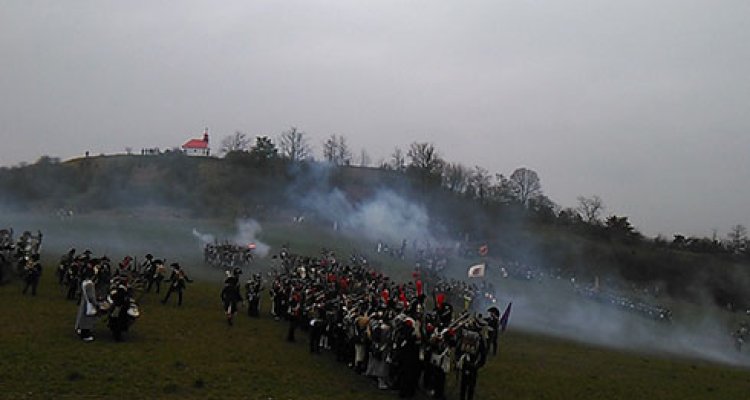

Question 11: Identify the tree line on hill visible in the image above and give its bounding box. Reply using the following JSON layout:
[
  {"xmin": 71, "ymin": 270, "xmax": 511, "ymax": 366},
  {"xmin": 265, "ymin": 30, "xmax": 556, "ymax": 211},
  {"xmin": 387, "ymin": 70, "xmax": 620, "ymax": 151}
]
[
  {"xmin": 0, "ymin": 128, "xmax": 749, "ymax": 308},
  {"xmin": 221, "ymin": 128, "xmax": 749, "ymax": 257}
]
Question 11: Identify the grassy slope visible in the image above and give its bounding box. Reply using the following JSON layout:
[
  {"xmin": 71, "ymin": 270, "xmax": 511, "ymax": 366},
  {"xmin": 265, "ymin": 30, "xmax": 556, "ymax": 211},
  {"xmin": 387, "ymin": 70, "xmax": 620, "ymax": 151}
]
[
  {"xmin": 2, "ymin": 271, "xmax": 750, "ymax": 399},
  {"xmin": 2, "ymin": 215, "xmax": 750, "ymax": 399}
]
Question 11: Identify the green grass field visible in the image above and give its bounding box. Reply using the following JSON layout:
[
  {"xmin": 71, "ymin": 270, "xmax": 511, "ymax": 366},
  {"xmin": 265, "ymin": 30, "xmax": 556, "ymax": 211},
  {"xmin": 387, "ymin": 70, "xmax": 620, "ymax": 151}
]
[
  {"xmin": 2, "ymin": 214, "xmax": 750, "ymax": 399},
  {"xmin": 2, "ymin": 272, "xmax": 750, "ymax": 400}
]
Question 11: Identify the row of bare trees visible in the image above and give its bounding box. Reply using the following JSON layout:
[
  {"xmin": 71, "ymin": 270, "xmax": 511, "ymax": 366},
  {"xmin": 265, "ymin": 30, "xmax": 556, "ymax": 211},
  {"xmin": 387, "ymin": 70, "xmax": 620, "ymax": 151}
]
[
  {"xmin": 381, "ymin": 141, "xmax": 548, "ymax": 210},
  {"xmin": 221, "ymin": 129, "xmax": 570, "ymax": 214},
  {"xmin": 219, "ymin": 130, "xmax": 749, "ymax": 256},
  {"xmin": 220, "ymin": 128, "xmax": 372, "ymax": 166}
]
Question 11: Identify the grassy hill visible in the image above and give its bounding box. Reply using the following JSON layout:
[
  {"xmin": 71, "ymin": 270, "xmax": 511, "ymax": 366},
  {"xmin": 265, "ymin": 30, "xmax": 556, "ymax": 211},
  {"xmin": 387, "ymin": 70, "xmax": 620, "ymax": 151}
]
[{"xmin": 3, "ymin": 153, "xmax": 750, "ymax": 309}]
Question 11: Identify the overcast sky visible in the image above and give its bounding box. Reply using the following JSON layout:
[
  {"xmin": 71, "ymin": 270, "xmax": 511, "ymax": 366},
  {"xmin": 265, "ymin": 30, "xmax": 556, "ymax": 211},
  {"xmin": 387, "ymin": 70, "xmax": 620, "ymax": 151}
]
[{"xmin": 1, "ymin": 0, "xmax": 748, "ymax": 238}]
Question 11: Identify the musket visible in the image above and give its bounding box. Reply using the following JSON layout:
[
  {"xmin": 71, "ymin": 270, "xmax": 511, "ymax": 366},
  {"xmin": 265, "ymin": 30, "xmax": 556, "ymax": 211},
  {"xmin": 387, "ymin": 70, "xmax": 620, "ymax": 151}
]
[{"xmin": 441, "ymin": 311, "xmax": 473, "ymax": 335}]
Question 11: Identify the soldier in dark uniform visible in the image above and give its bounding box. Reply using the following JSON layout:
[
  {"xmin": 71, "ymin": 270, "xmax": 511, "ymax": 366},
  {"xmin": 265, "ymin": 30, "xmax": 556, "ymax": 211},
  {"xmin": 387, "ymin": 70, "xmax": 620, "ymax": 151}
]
[
  {"xmin": 150, "ymin": 259, "xmax": 166, "ymax": 293},
  {"xmin": 308, "ymin": 304, "xmax": 326, "ymax": 353},
  {"xmin": 22, "ymin": 254, "xmax": 42, "ymax": 296},
  {"xmin": 0, "ymin": 251, "xmax": 8, "ymax": 283},
  {"xmin": 456, "ymin": 319, "xmax": 488, "ymax": 400},
  {"xmin": 58, "ymin": 248, "xmax": 75, "ymax": 285},
  {"xmin": 141, "ymin": 254, "xmax": 155, "ymax": 291},
  {"xmin": 287, "ymin": 289, "xmax": 302, "ymax": 342},
  {"xmin": 245, "ymin": 273, "xmax": 263, "ymax": 317},
  {"xmin": 485, "ymin": 307, "xmax": 500, "ymax": 356},
  {"xmin": 65, "ymin": 257, "xmax": 82, "ymax": 300},
  {"xmin": 96, "ymin": 256, "xmax": 112, "ymax": 294},
  {"xmin": 396, "ymin": 319, "xmax": 421, "ymax": 398},
  {"xmin": 161, "ymin": 263, "xmax": 192, "ymax": 306},
  {"xmin": 221, "ymin": 268, "xmax": 242, "ymax": 325},
  {"xmin": 108, "ymin": 284, "xmax": 131, "ymax": 341}
]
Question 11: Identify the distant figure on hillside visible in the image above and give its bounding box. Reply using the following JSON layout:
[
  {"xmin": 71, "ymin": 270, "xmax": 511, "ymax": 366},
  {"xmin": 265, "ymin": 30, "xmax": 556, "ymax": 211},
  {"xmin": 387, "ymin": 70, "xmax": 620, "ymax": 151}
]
[{"xmin": 161, "ymin": 263, "xmax": 192, "ymax": 306}]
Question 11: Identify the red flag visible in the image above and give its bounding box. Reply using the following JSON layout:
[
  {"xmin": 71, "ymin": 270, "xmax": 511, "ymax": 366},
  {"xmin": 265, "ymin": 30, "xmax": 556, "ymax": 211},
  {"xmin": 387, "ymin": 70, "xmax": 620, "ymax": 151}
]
[
  {"xmin": 500, "ymin": 302, "xmax": 512, "ymax": 332},
  {"xmin": 416, "ymin": 279, "xmax": 423, "ymax": 297},
  {"xmin": 479, "ymin": 244, "xmax": 489, "ymax": 256}
]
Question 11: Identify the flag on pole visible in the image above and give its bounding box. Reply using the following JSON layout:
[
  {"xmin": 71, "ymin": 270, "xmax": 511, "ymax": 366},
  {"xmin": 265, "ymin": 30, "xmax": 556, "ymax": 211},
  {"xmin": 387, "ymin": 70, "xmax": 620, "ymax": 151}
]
[
  {"xmin": 467, "ymin": 263, "xmax": 486, "ymax": 278},
  {"xmin": 499, "ymin": 302, "xmax": 512, "ymax": 332}
]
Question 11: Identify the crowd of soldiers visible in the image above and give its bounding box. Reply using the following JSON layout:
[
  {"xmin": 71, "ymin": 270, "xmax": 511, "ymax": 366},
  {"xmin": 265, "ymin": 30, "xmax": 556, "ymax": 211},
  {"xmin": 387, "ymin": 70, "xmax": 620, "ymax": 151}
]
[
  {"xmin": 1, "ymin": 228, "xmax": 44, "ymax": 293},
  {"xmin": 254, "ymin": 247, "xmax": 502, "ymax": 400},
  {"xmin": 56, "ymin": 248, "xmax": 193, "ymax": 341},
  {"xmin": 204, "ymin": 242, "xmax": 255, "ymax": 269},
  {"xmin": 376, "ymin": 239, "xmax": 456, "ymax": 274}
]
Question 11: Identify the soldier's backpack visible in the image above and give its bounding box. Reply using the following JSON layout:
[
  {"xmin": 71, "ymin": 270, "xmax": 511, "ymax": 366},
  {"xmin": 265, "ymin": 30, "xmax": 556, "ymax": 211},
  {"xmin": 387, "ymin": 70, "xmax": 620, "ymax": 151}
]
[{"xmin": 459, "ymin": 330, "xmax": 481, "ymax": 356}]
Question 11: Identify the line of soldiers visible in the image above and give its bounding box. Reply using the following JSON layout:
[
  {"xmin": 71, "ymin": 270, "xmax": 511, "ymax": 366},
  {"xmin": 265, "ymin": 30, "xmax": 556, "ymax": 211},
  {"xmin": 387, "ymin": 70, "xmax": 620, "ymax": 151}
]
[
  {"xmin": 267, "ymin": 249, "xmax": 500, "ymax": 400},
  {"xmin": 204, "ymin": 242, "xmax": 255, "ymax": 269},
  {"xmin": 495, "ymin": 257, "xmax": 674, "ymax": 323},
  {"xmin": 574, "ymin": 285, "xmax": 673, "ymax": 322}
]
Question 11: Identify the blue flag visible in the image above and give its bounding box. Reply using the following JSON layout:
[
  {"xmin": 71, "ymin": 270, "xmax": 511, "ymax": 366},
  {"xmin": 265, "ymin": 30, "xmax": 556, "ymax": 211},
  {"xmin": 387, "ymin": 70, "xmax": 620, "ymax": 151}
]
[{"xmin": 499, "ymin": 302, "xmax": 512, "ymax": 332}]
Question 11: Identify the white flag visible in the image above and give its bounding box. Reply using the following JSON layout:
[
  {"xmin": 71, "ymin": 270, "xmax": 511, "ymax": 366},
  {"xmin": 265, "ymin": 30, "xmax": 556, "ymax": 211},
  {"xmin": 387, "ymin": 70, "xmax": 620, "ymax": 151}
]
[{"xmin": 467, "ymin": 263, "xmax": 485, "ymax": 278}]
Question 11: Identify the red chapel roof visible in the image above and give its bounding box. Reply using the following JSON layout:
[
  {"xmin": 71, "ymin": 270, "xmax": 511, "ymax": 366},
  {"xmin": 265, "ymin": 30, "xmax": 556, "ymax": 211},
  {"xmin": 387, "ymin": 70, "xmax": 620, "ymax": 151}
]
[{"xmin": 182, "ymin": 139, "xmax": 208, "ymax": 149}]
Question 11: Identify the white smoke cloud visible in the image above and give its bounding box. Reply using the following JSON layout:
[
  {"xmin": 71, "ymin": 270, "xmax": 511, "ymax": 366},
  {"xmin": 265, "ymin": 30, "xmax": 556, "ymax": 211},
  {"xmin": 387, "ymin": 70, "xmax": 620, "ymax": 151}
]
[
  {"xmin": 233, "ymin": 218, "xmax": 271, "ymax": 258},
  {"xmin": 493, "ymin": 276, "xmax": 750, "ymax": 367},
  {"xmin": 303, "ymin": 188, "xmax": 443, "ymax": 245},
  {"xmin": 192, "ymin": 218, "xmax": 270, "ymax": 258},
  {"xmin": 191, "ymin": 228, "xmax": 214, "ymax": 247}
]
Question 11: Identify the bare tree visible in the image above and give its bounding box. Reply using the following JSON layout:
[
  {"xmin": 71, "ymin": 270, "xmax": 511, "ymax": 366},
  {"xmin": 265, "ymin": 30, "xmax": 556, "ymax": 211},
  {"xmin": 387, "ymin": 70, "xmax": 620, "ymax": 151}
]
[
  {"xmin": 337, "ymin": 136, "xmax": 351, "ymax": 165},
  {"xmin": 488, "ymin": 173, "xmax": 515, "ymax": 203},
  {"xmin": 407, "ymin": 142, "xmax": 443, "ymax": 174},
  {"xmin": 389, "ymin": 147, "xmax": 406, "ymax": 171},
  {"xmin": 727, "ymin": 224, "xmax": 748, "ymax": 254},
  {"xmin": 441, "ymin": 162, "xmax": 470, "ymax": 193},
  {"xmin": 406, "ymin": 142, "xmax": 444, "ymax": 187},
  {"xmin": 509, "ymin": 167, "xmax": 542, "ymax": 207},
  {"xmin": 468, "ymin": 166, "xmax": 492, "ymax": 202},
  {"xmin": 322, "ymin": 134, "xmax": 351, "ymax": 165},
  {"xmin": 358, "ymin": 148, "xmax": 371, "ymax": 167},
  {"xmin": 576, "ymin": 195, "xmax": 605, "ymax": 224},
  {"xmin": 322, "ymin": 135, "xmax": 337, "ymax": 163},
  {"xmin": 278, "ymin": 127, "xmax": 311, "ymax": 162},
  {"xmin": 220, "ymin": 131, "xmax": 251, "ymax": 155}
]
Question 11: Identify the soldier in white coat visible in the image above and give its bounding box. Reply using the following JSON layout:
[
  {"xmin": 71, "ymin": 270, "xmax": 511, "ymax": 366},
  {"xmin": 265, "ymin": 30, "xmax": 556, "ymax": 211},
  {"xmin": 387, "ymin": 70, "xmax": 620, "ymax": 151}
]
[{"xmin": 75, "ymin": 266, "xmax": 100, "ymax": 342}]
